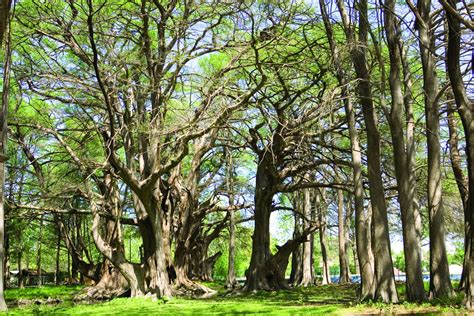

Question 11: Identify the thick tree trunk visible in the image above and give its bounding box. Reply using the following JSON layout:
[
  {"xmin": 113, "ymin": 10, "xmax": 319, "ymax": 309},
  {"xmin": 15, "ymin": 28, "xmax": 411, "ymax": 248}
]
[
  {"xmin": 290, "ymin": 204, "xmax": 303, "ymax": 285},
  {"xmin": 337, "ymin": 189, "xmax": 350, "ymax": 284},
  {"xmin": 415, "ymin": 0, "xmax": 453, "ymax": 298},
  {"xmin": 244, "ymin": 155, "xmax": 287, "ymax": 291},
  {"xmin": 383, "ymin": 0, "xmax": 424, "ymax": 302},
  {"xmin": 443, "ymin": 0, "xmax": 474, "ymax": 309}
]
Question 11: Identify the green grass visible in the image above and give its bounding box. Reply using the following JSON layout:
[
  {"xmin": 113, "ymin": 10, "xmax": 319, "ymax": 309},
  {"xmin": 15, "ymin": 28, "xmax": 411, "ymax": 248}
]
[
  {"xmin": 5, "ymin": 285, "xmax": 84, "ymax": 302},
  {"xmin": 1, "ymin": 283, "xmax": 469, "ymax": 315}
]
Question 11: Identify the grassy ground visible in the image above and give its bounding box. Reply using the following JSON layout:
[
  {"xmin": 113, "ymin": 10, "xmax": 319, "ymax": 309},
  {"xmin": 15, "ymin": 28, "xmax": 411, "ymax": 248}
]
[{"xmin": 1, "ymin": 282, "xmax": 469, "ymax": 315}]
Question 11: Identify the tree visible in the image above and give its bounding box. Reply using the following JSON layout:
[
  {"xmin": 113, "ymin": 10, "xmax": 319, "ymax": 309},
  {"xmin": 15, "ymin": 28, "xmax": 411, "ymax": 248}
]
[
  {"xmin": 336, "ymin": 0, "xmax": 397, "ymax": 302},
  {"xmin": 383, "ymin": 0, "xmax": 425, "ymax": 302},
  {"xmin": 410, "ymin": 0, "xmax": 453, "ymax": 299},
  {"xmin": 0, "ymin": 0, "xmax": 12, "ymax": 311},
  {"xmin": 442, "ymin": 0, "xmax": 474, "ymax": 309}
]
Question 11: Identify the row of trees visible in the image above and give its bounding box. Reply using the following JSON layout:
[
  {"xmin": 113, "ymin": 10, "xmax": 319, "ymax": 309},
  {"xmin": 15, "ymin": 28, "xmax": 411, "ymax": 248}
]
[{"xmin": 0, "ymin": 0, "xmax": 472, "ymax": 311}]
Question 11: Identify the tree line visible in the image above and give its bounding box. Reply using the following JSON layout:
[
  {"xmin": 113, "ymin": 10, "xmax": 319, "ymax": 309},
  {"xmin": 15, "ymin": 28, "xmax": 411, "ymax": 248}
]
[{"xmin": 0, "ymin": 0, "xmax": 472, "ymax": 311}]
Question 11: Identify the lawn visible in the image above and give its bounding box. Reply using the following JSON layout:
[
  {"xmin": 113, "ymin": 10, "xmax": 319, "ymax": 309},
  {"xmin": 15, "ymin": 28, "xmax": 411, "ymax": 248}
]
[{"xmin": 1, "ymin": 282, "xmax": 469, "ymax": 315}]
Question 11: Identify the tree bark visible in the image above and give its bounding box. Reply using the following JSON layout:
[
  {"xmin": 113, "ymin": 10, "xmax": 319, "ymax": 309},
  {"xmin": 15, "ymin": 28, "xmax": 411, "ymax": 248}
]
[
  {"xmin": 383, "ymin": 0, "xmax": 424, "ymax": 302},
  {"xmin": 447, "ymin": 98, "xmax": 470, "ymax": 290},
  {"xmin": 320, "ymin": 0, "xmax": 368, "ymax": 289},
  {"xmin": 442, "ymin": 0, "xmax": 474, "ymax": 309},
  {"xmin": 290, "ymin": 199, "xmax": 303, "ymax": 285},
  {"xmin": 414, "ymin": 0, "xmax": 453, "ymax": 298},
  {"xmin": 336, "ymin": 0, "xmax": 395, "ymax": 302},
  {"xmin": 243, "ymin": 153, "xmax": 287, "ymax": 291},
  {"xmin": 0, "ymin": 0, "xmax": 12, "ymax": 307}
]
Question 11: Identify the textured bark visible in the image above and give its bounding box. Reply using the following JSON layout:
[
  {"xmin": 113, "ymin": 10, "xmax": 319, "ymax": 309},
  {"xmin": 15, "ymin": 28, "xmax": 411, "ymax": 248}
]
[
  {"xmin": 415, "ymin": 0, "xmax": 453, "ymax": 298},
  {"xmin": 244, "ymin": 153, "xmax": 283, "ymax": 291},
  {"xmin": 383, "ymin": 0, "xmax": 424, "ymax": 302},
  {"xmin": 443, "ymin": 0, "xmax": 474, "ymax": 309},
  {"xmin": 172, "ymin": 134, "xmax": 218, "ymax": 295}
]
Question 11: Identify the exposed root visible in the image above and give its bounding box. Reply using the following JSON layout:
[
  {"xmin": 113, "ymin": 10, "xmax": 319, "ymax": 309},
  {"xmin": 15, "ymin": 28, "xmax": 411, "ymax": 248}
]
[
  {"xmin": 173, "ymin": 278, "xmax": 217, "ymax": 298},
  {"xmin": 74, "ymin": 265, "xmax": 130, "ymax": 301}
]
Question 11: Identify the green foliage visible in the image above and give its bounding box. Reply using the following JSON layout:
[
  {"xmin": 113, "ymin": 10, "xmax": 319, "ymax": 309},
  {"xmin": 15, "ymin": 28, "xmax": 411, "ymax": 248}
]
[
  {"xmin": 448, "ymin": 242, "xmax": 464, "ymax": 266},
  {"xmin": 211, "ymin": 225, "xmax": 253, "ymax": 279},
  {"xmin": 393, "ymin": 251, "xmax": 405, "ymax": 272}
]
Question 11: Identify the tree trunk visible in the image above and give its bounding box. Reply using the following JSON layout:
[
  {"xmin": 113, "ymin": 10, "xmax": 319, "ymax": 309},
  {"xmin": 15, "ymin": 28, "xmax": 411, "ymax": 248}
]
[
  {"xmin": 0, "ymin": 1, "xmax": 11, "ymax": 307},
  {"xmin": 337, "ymin": 189, "xmax": 350, "ymax": 284},
  {"xmin": 226, "ymin": 150, "xmax": 238, "ymax": 288},
  {"xmin": 447, "ymin": 98, "xmax": 469, "ymax": 290},
  {"xmin": 383, "ymin": 0, "xmax": 424, "ymax": 302},
  {"xmin": 244, "ymin": 154, "xmax": 287, "ymax": 291},
  {"xmin": 415, "ymin": 0, "xmax": 453, "ymax": 298},
  {"xmin": 317, "ymin": 192, "xmax": 330, "ymax": 285},
  {"xmin": 37, "ymin": 215, "xmax": 44, "ymax": 286},
  {"xmin": 17, "ymin": 230, "xmax": 23, "ymax": 288},
  {"xmin": 226, "ymin": 207, "xmax": 238, "ymax": 288},
  {"xmin": 300, "ymin": 188, "xmax": 314, "ymax": 286},
  {"xmin": 442, "ymin": 0, "xmax": 474, "ymax": 309},
  {"xmin": 55, "ymin": 227, "xmax": 61, "ymax": 285},
  {"xmin": 335, "ymin": 0, "xmax": 391, "ymax": 301},
  {"xmin": 290, "ymin": 202, "xmax": 303, "ymax": 285}
]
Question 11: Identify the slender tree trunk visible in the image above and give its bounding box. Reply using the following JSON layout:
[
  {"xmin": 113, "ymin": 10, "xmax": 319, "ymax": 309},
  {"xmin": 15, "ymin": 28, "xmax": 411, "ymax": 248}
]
[
  {"xmin": 226, "ymin": 149, "xmax": 238, "ymax": 288},
  {"xmin": 317, "ymin": 192, "xmax": 330, "ymax": 285},
  {"xmin": 0, "ymin": 1, "xmax": 12, "ymax": 307},
  {"xmin": 37, "ymin": 215, "xmax": 44, "ymax": 286},
  {"xmin": 414, "ymin": 0, "xmax": 453, "ymax": 298},
  {"xmin": 17, "ymin": 229, "xmax": 23, "ymax": 288},
  {"xmin": 320, "ymin": 0, "xmax": 372, "ymax": 295},
  {"xmin": 55, "ymin": 227, "xmax": 61, "ymax": 285},
  {"xmin": 336, "ymin": 0, "xmax": 396, "ymax": 301},
  {"xmin": 300, "ymin": 188, "xmax": 313, "ymax": 286},
  {"xmin": 447, "ymin": 98, "xmax": 469, "ymax": 290},
  {"xmin": 337, "ymin": 189, "xmax": 350, "ymax": 284},
  {"xmin": 442, "ymin": 0, "xmax": 474, "ymax": 309},
  {"xmin": 383, "ymin": 0, "xmax": 424, "ymax": 302}
]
